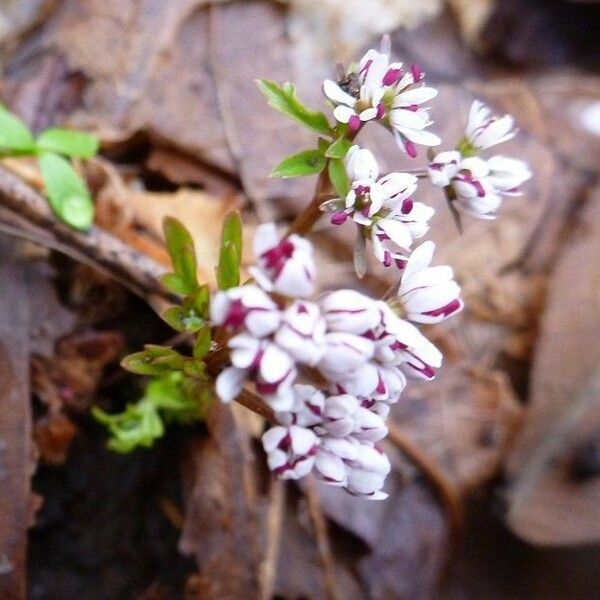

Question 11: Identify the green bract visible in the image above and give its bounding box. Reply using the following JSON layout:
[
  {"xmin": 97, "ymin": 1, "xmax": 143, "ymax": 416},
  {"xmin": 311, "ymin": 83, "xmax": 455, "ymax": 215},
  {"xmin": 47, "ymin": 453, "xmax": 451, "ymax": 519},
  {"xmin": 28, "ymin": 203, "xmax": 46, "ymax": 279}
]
[
  {"xmin": 328, "ymin": 158, "xmax": 350, "ymax": 198},
  {"xmin": 217, "ymin": 211, "xmax": 243, "ymax": 290},
  {"xmin": 270, "ymin": 149, "xmax": 326, "ymax": 178},
  {"xmin": 162, "ymin": 217, "xmax": 199, "ymax": 295}
]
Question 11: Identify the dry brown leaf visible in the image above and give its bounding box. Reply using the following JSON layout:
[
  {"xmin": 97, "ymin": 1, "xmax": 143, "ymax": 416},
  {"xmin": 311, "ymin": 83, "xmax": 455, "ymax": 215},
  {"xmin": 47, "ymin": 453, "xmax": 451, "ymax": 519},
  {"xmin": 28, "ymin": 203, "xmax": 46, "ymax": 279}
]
[
  {"xmin": 393, "ymin": 367, "xmax": 522, "ymax": 493},
  {"xmin": 505, "ymin": 187, "xmax": 600, "ymax": 545},
  {"xmin": 126, "ymin": 187, "xmax": 242, "ymax": 287}
]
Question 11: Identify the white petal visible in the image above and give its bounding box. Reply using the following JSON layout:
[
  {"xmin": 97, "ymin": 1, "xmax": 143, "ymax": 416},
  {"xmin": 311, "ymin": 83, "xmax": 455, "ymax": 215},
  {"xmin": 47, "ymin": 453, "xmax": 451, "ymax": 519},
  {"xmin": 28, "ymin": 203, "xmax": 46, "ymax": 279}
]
[
  {"xmin": 259, "ymin": 343, "xmax": 294, "ymax": 383},
  {"xmin": 397, "ymin": 126, "xmax": 441, "ymax": 146},
  {"xmin": 289, "ymin": 425, "xmax": 318, "ymax": 455},
  {"xmin": 333, "ymin": 105, "xmax": 356, "ymax": 124},
  {"xmin": 253, "ymin": 222, "xmax": 281, "ymax": 256},
  {"xmin": 215, "ymin": 367, "xmax": 247, "ymax": 403},
  {"xmin": 323, "ymin": 79, "xmax": 356, "ymax": 106},
  {"xmin": 394, "ymin": 86, "xmax": 438, "ymax": 106}
]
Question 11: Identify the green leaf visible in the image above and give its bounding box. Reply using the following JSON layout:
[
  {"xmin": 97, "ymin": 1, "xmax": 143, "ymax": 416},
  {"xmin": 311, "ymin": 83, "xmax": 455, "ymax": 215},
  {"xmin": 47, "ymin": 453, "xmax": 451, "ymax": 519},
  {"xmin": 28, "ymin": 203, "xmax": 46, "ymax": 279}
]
[
  {"xmin": 221, "ymin": 211, "xmax": 243, "ymax": 263},
  {"xmin": 93, "ymin": 372, "xmax": 210, "ymax": 453},
  {"xmin": 326, "ymin": 136, "xmax": 352, "ymax": 159},
  {"xmin": 163, "ymin": 306, "xmax": 205, "ymax": 333},
  {"xmin": 328, "ymin": 158, "xmax": 350, "ymax": 198},
  {"xmin": 0, "ymin": 105, "xmax": 35, "ymax": 152},
  {"xmin": 217, "ymin": 240, "xmax": 240, "ymax": 290},
  {"xmin": 38, "ymin": 151, "xmax": 94, "ymax": 230},
  {"xmin": 121, "ymin": 345, "xmax": 184, "ymax": 375},
  {"xmin": 93, "ymin": 399, "xmax": 165, "ymax": 453},
  {"xmin": 36, "ymin": 127, "xmax": 99, "ymax": 158},
  {"xmin": 270, "ymin": 149, "xmax": 326, "ymax": 178},
  {"xmin": 193, "ymin": 325, "xmax": 212, "ymax": 359},
  {"xmin": 256, "ymin": 79, "xmax": 332, "ymax": 136},
  {"xmin": 162, "ymin": 217, "xmax": 198, "ymax": 294}
]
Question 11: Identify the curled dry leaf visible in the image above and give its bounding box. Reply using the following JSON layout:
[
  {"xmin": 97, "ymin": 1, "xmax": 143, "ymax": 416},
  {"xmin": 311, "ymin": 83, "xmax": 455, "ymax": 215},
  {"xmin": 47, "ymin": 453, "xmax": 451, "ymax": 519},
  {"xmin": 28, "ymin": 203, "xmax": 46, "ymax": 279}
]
[
  {"xmin": 392, "ymin": 366, "xmax": 522, "ymax": 494},
  {"xmin": 505, "ymin": 188, "xmax": 600, "ymax": 545}
]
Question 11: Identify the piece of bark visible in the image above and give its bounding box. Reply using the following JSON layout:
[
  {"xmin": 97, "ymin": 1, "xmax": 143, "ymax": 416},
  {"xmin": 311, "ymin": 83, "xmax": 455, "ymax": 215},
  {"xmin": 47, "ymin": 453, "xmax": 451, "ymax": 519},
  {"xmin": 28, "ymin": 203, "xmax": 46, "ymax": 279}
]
[
  {"xmin": 505, "ymin": 187, "xmax": 600, "ymax": 545},
  {"xmin": 0, "ymin": 236, "xmax": 33, "ymax": 599},
  {"xmin": 178, "ymin": 402, "xmax": 265, "ymax": 599}
]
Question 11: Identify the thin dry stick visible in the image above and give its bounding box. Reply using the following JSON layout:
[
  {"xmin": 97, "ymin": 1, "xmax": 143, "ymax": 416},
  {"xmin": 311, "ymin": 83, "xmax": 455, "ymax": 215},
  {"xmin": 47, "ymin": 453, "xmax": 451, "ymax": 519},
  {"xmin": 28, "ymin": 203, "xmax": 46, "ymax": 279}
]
[
  {"xmin": 305, "ymin": 474, "xmax": 339, "ymax": 600},
  {"xmin": 0, "ymin": 164, "xmax": 173, "ymax": 307},
  {"xmin": 387, "ymin": 421, "xmax": 463, "ymax": 539}
]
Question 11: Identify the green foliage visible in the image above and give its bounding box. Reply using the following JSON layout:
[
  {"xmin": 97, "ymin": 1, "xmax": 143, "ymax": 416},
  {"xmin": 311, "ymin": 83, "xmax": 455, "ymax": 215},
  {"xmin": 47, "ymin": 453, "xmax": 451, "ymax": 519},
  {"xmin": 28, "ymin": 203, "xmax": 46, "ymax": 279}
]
[
  {"xmin": 162, "ymin": 217, "xmax": 199, "ymax": 295},
  {"xmin": 0, "ymin": 104, "xmax": 99, "ymax": 229},
  {"xmin": 162, "ymin": 285, "xmax": 210, "ymax": 332},
  {"xmin": 38, "ymin": 151, "xmax": 95, "ymax": 230},
  {"xmin": 270, "ymin": 149, "xmax": 326, "ymax": 178},
  {"xmin": 36, "ymin": 127, "xmax": 99, "ymax": 158},
  {"xmin": 328, "ymin": 157, "xmax": 350, "ymax": 198},
  {"xmin": 325, "ymin": 136, "xmax": 352, "ymax": 159},
  {"xmin": 121, "ymin": 345, "xmax": 185, "ymax": 376},
  {"xmin": 93, "ymin": 372, "xmax": 209, "ymax": 453},
  {"xmin": 256, "ymin": 79, "xmax": 332, "ymax": 136},
  {"xmin": 217, "ymin": 211, "xmax": 243, "ymax": 290}
]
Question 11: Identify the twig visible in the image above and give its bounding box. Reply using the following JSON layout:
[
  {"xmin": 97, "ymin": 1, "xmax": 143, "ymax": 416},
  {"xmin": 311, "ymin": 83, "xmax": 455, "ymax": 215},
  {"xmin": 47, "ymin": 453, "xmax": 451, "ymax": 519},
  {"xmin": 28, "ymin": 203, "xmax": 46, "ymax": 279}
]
[
  {"xmin": 0, "ymin": 164, "xmax": 174, "ymax": 309},
  {"xmin": 305, "ymin": 474, "xmax": 339, "ymax": 600},
  {"xmin": 387, "ymin": 421, "xmax": 463, "ymax": 539},
  {"xmin": 259, "ymin": 479, "xmax": 285, "ymax": 600}
]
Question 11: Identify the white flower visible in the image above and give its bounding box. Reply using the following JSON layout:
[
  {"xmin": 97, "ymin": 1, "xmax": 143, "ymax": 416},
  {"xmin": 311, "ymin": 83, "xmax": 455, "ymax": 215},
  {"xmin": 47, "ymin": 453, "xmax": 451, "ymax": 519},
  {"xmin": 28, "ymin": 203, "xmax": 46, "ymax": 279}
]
[
  {"xmin": 345, "ymin": 443, "xmax": 391, "ymax": 500},
  {"xmin": 250, "ymin": 223, "xmax": 316, "ymax": 298},
  {"xmin": 274, "ymin": 300, "xmax": 326, "ymax": 366},
  {"xmin": 262, "ymin": 425, "xmax": 319, "ymax": 480},
  {"xmin": 210, "ymin": 284, "xmax": 281, "ymax": 337},
  {"xmin": 275, "ymin": 384, "xmax": 325, "ymax": 428},
  {"xmin": 370, "ymin": 201, "xmax": 435, "ymax": 267},
  {"xmin": 216, "ymin": 334, "xmax": 297, "ymax": 410},
  {"xmin": 375, "ymin": 303, "xmax": 443, "ymax": 380},
  {"xmin": 317, "ymin": 394, "xmax": 388, "ymax": 443},
  {"xmin": 429, "ymin": 153, "xmax": 530, "ymax": 220},
  {"xmin": 397, "ymin": 241, "xmax": 464, "ymax": 324},
  {"xmin": 318, "ymin": 332, "xmax": 374, "ymax": 374},
  {"xmin": 314, "ymin": 436, "xmax": 358, "ymax": 486},
  {"xmin": 322, "ymin": 43, "xmax": 440, "ymax": 155},
  {"xmin": 427, "ymin": 150, "xmax": 461, "ymax": 187},
  {"xmin": 319, "ymin": 289, "xmax": 381, "ymax": 334},
  {"xmin": 336, "ymin": 361, "xmax": 407, "ymax": 402},
  {"xmin": 486, "ymin": 155, "xmax": 532, "ymax": 194},
  {"xmin": 465, "ymin": 100, "xmax": 516, "ymax": 151},
  {"xmin": 344, "ymin": 146, "xmax": 379, "ymax": 182}
]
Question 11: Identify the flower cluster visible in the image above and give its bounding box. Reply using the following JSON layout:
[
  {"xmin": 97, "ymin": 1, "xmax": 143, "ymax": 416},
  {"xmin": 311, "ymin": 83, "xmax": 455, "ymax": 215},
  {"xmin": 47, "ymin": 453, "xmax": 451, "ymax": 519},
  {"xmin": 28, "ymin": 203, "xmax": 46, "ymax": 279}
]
[
  {"xmin": 321, "ymin": 145, "xmax": 434, "ymax": 270},
  {"xmin": 428, "ymin": 100, "xmax": 532, "ymax": 219},
  {"xmin": 211, "ymin": 223, "xmax": 463, "ymax": 498},
  {"xmin": 207, "ymin": 37, "xmax": 530, "ymax": 501},
  {"xmin": 323, "ymin": 37, "xmax": 440, "ymax": 156}
]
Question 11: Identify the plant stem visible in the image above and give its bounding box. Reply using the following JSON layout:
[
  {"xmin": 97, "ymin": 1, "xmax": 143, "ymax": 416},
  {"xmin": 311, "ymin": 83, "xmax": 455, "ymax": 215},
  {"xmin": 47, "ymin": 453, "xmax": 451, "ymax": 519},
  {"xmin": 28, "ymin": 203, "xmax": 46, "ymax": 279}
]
[{"xmin": 285, "ymin": 166, "xmax": 331, "ymax": 236}]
